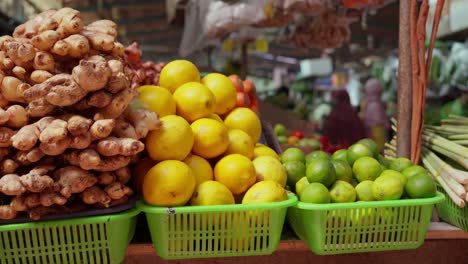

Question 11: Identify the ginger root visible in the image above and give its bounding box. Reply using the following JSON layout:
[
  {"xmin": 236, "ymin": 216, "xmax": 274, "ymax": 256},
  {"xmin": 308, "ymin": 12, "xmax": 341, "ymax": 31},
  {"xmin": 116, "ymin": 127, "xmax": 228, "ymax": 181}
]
[
  {"xmin": 0, "ymin": 127, "xmax": 15, "ymax": 147},
  {"xmin": 124, "ymin": 107, "xmax": 160, "ymax": 139},
  {"xmin": 5, "ymin": 105, "xmax": 29, "ymax": 128},
  {"xmin": 81, "ymin": 20, "xmax": 118, "ymax": 52},
  {"xmin": 0, "ymin": 174, "xmax": 26, "ymax": 195},
  {"xmin": 39, "ymin": 119, "xmax": 68, "ymax": 143},
  {"xmin": 65, "ymin": 150, "xmax": 131, "ymax": 172},
  {"xmin": 115, "ymin": 166, "xmax": 131, "ymax": 184},
  {"xmin": 1, "ymin": 159, "xmax": 18, "ymax": 174},
  {"xmin": 113, "ymin": 118, "xmax": 138, "ymax": 139},
  {"xmin": 15, "ymin": 148, "xmax": 45, "ymax": 165},
  {"xmin": 19, "ymin": 167, "xmax": 55, "ymax": 193},
  {"xmin": 81, "ymin": 186, "xmax": 111, "ymax": 206},
  {"xmin": 30, "ymin": 70, "xmax": 53, "ymax": 84},
  {"xmin": 51, "ymin": 34, "xmax": 89, "ymax": 58},
  {"xmin": 72, "ymin": 55, "xmax": 110, "ymax": 91},
  {"xmin": 11, "ymin": 116, "xmax": 53, "ymax": 150},
  {"xmin": 104, "ymin": 182, "xmax": 133, "ymax": 200},
  {"xmin": 96, "ymin": 137, "xmax": 144, "ymax": 157},
  {"xmin": 26, "ymin": 98, "xmax": 56, "ymax": 118},
  {"xmin": 39, "ymin": 189, "xmax": 68, "ymax": 207},
  {"xmin": 33, "ymin": 51, "xmax": 55, "ymax": 71},
  {"xmin": 1, "ymin": 76, "xmax": 26, "ymax": 103},
  {"xmin": 63, "ymin": 115, "xmax": 92, "ymax": 136},
  {"xmin": 39, "ymin": 136, "xmax": 70, "ymax": 156},
  {"xmin": 31, "ymin": 30, "xmax": 60, "ymax": 50},
  {"xmin": 70, "ymin": 133, "xmax": 92, "ymax": 149},
  {"xmin": 98, "ymin": 172, "xmax": 116, "ymax": 185},
  {"xmin": 94, "ymin": 86, "xmax": 135, "ymax": 120},
  {"xmin": 24, "ymin": 73, "xmax": 87, "ymax": 107},
  {"xmin": 90, "ymin": 119, "xmax": 115, "ymax": 139},
  {"xmin": 53, "ymin": 166, "xmax": 97, "ymax": 198},
  {"xmin": 0, "ymin": 205, "xmax": 17, "ymax": 220}
]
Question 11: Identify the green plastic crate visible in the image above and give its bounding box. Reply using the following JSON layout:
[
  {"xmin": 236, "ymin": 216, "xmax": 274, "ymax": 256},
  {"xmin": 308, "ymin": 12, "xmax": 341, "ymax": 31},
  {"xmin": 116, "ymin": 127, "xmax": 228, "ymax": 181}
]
[
  {"xmin": 0, "ymin": 208, "xmax": 139, "ymax": 264},
  {"xmin": 435, "ymin": 185, "xmax": 468, "ymax": 230},
  {"xmin": 287, "ymin": 192, "xmax": 444, "ymax": 255},
  {"xmin": 137, "ymin": 194, "xmax": 297, "ymax": 259}
]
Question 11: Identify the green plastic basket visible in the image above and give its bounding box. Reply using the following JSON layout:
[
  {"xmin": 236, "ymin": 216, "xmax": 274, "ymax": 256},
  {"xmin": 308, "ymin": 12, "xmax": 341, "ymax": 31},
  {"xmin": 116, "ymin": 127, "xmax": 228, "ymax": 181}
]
[
  {"xmin": 137, "ymin": 194, "xmax": 297, "ymax": 259},
  {"xmin": 435, "ymin": 185, "xmax": 468, "ymax": 230},
  {"xmin": 0, "ymin": 208, "xmax": 139, "ymax": 264},
  {"xmin": 287, "ymin": 192, "xmax": 444, "ymax": 255}
]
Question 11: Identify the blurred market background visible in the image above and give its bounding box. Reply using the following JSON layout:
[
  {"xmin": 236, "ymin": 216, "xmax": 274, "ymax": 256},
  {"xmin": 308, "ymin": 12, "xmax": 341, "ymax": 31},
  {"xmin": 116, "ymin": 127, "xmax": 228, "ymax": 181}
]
[{"xmin": 0, "ymin": 0, "xmax": 466, "ymax": 143}]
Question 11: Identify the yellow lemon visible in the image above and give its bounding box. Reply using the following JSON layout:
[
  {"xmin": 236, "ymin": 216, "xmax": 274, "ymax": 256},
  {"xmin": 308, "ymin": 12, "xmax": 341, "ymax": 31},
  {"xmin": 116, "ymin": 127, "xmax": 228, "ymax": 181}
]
[
  {"xmin": 183, "ymin": 154, "xmax": 213, "ymax": 185},
  {"xmin": 214, "ymin": 154, "xmax": 256, "ymax": 195},
  {"xmin": 191, "ymin": 118, "xmax": 229, "ymax": 159},
  {"xmin": 253, "ymin": 145, "xmax": 280, "ymax": 160},
  {"xmin": 224, "ymin": 107, "xmax": 262, "ymax": 143},
  {"xmin": 201, "ymin": 73, "xmax": 237, "ymax": 115},
  {"xmin": 224, "ymin": 129, "xmax": 255, "ymax": 159},
  {"xmin": 138, "ymin": 85, "xmax": 176, "ymax": 117},
  {"xmin": 159, "ymin": 60, "xmax": 200, "ymax": 93},
  {"xmin": 190, "ymin": 181, "xmax": 235, "ymax": 206},
  {"xmin": 242, "ymin": 180, "xmax": 288, "ymax": 204},
  {"xmin": 143, "ymin": 160, "xmax": 196, "ymax": 206},
  {"xmin": 173, "ymin": 82, "xmax": 215, "ymax": 123},
  {"xmin": 252, "ymin": 156, "xmax": 287, "ymax": 187},
  {"xmin": 146, "ymin": 115, "xmax": 194, "ymax": 161},
  {"xmin": 207, "ymin": 113, "xmax": 223, "ymax": 122}
]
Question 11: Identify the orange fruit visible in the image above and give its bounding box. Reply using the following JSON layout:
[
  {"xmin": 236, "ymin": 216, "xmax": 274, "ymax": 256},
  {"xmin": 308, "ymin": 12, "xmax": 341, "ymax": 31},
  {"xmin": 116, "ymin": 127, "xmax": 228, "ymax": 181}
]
[
  {"xmin": 224, "ymin": 107, "xmax": 261, "ymax": 143},
  {"xmin": 173, "ymin": 82, "xmax": 215, "ymax": 123},
  {"xmin": 214, "ymin": 154, "xmax": 256, "ymax": 195},
  {"xmin": 191, "ymin": 118, "xmax": 229, "ymax": 159},
  {"xmin": 138, "ymin": 85, "xmax": 176, "ymax": 117},
  {"xmin": 146, "ymin": 115, "xmax": 194, "ymax": 161},
  {"xmin": 202, "ymin": 73, "xmax": 237, "ymax": 115},
  {"xmin": 143, "ymin": 160, "xmax": 196, "ymax": 206},
  {"xmin": 159, "ymin": 60, "xmax": 200, "ymax": 93}
]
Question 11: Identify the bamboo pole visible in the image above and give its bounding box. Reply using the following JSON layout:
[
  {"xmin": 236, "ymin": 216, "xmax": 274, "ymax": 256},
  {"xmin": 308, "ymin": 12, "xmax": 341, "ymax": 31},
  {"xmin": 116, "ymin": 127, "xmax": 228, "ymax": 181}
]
[{"xmin": 397, "ymin": 0, "xmax": 412, "ymax": 158}]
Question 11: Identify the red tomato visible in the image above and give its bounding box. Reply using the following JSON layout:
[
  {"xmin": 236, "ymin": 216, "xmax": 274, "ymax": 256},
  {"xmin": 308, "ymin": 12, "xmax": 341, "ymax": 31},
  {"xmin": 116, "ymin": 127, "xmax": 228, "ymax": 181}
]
[{"xmin": 291, "ymin": 130, "xmax": 304, "ymax": 139}]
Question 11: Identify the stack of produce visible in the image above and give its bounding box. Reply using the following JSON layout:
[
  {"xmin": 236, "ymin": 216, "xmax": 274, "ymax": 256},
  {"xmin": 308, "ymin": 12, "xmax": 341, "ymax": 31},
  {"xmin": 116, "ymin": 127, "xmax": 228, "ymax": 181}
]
[
  {"xmin": 421, "ymin": 115, "xmax": 468, "ymax": 208},
  {"xmin": 228, "ymin": 75, "xmax": 258, "ymax": 113},
  {"xmin": 139, "ymin": 60, "xmax": 288, "ymax": 208},
  {"xmin": 273, "ymin": 123, "xmax": 321, "ymax": 150},
  {"xmin": 282, "ymin": 138, "xmax": 436, "ymax": 206},
  {"xmin": 124, "ymin": 42, "xmax": 166, "ymax": 89},
  {"xmin": 0, "ymin": 8, "xmax": 159, "ymax": 220}
]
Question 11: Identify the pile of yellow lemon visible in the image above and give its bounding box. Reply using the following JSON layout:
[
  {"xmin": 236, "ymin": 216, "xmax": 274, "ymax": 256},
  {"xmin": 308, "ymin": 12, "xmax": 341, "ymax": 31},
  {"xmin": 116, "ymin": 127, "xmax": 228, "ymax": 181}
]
[{"xmin": 139, "ymin": 60, "xmax": 288, "ymax": 207}]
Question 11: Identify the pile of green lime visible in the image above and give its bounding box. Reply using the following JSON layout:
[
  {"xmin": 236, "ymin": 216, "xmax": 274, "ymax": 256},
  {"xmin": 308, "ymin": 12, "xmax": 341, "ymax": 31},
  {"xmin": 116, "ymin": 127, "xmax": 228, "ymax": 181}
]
[{"xmin": 280, "ymin": 139, "xmax": 437, "ymax": 205}]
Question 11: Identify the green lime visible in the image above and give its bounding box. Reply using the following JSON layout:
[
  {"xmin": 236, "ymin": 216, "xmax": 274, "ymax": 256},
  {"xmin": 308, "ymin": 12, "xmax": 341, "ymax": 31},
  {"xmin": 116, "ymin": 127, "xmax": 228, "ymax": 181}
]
[
  {"xmin": 355, "ymin": 180, "xmax": 375, "ymax": 201},
  {"xmin": 295, "ymin": 177, "xmax": 309, "ymax": 197},
  {"xmin": 277, "ymin": 135, "xmax": 287, "ymax": 144},
  {"xmin": 274, "ymin": 123, "xmax": 287, "ymax": 136},
  {"xmin": 283, "ymin": 161, "xmax": 306, "ymax": 187},
  {"xmin": 352, "ymin": 157, "xmax": 382, "ymax": 182},
  {"xmin": 372, "ymin": 173, "xmax": 403, "ymax": 200},
  {"xmin": 305, "ymin": 150, "xmax": 329, "ymax": 165},
  {"xmin": 377, "ymin": 154, "xmax": 390, "ymax": 168},
  {"xmin": 380, "ymin": 169, "xmax": 407, "ymax": 186},
  {"xmin": 331, "ymin": 149, "xmax": 348, "ymax": 162},
  {"xmin": 331, "ymin": 159, "xmax": 352, "ymax": 183},
  {"xmin": 402, "ymin": 165, "xmax": 427, "ymax": 180},
  {"xmin": 300, "ymin": 183, "xmax": 330, "ymax": 203},
  {"xmin": 347, "ymin": 143, "xmax": 373, "ymax": 166},
  {"xmin": 405, "ymin": 173, "xmax": 436, "ymax": 198},
  {"xmin": 281, "ymin": 147, "xmax": 305, "ymax": 163},
  {"xmin": 358, "ymin": 138, "xmax": 379, "ymax": 157},
  {"xmin": 389, "ymin": 157, "xmax": 413, "ymax": 172},
  {"xmin": 306, "ymin": 158, "xmax": 336, "ymax": 187},
  {"xmin": 329, "ymin": 180, "xmax": 356, "ymax": 203}
]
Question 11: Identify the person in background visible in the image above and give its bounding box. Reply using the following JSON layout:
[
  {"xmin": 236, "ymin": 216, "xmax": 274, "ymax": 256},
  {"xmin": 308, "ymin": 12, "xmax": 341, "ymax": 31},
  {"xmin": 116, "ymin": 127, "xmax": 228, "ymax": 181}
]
[
  {"xmin": 322, "ymin": 90, "xmax": 366, "ymax": 150},
  {"xmin": 362, "ymin": 78, "xmax": 390, "ymax": 152}
]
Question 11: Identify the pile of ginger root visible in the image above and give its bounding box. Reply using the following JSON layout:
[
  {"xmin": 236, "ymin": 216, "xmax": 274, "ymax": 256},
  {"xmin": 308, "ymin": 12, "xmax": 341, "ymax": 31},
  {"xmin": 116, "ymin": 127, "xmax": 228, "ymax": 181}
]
[{"xmin": 0, "ymin": 8, "xmax": 160, "ymax": 221}]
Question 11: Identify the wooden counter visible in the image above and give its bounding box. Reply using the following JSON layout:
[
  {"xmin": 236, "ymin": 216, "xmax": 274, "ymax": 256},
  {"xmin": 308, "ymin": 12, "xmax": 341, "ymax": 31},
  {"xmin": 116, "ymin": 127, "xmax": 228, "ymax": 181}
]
[{"xmin": 123, "ymin": 222, "xmax": 468, "ymax": 264}]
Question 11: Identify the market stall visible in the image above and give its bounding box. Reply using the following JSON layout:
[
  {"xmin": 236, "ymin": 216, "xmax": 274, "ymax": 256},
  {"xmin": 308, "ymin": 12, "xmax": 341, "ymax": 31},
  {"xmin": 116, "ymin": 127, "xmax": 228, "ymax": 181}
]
[{"xmin": 0, "ymin": 1, "xmax": 466, "ymax": 264}]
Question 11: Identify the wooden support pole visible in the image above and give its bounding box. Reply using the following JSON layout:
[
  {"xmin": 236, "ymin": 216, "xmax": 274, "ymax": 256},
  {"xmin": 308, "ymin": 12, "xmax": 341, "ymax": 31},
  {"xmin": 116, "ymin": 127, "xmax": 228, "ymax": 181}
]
[
  {"xmin": 397, "ymin": 0, "xmax": 412, "ymax": 158},
  {"xmin": 241, "ymin": 43, "xmax": 248, "ymax": 80}
]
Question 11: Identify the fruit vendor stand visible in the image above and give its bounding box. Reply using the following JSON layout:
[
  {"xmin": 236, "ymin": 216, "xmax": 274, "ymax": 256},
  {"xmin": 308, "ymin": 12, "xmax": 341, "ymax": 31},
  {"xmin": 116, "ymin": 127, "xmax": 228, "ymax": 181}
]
[{"xmin": 0, "ymin": 1, "xmax": 467, "ymax": 264}]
